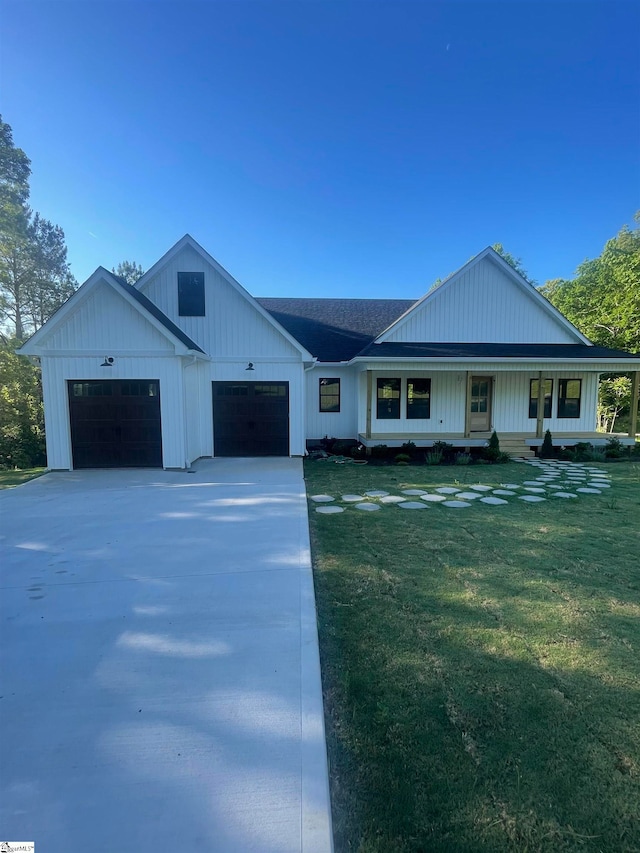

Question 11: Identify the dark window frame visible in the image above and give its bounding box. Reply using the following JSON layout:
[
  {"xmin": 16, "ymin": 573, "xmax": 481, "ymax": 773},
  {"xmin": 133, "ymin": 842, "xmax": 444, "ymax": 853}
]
[
  {"xmin": 406, "ymin": 377, "xmax": 431, "ymax": 419},
  {"xmin": 319, "ymin": 378, "xmax": 340, "ymax": 413},
  {"xmin": 377, "ymin": 377, "xmax": 401, "ymax": 419},
  {"xmin": 529, "ymin": 378, "xmax": 553, "ymax": 419},
  {"xmin": 178, "ymin": 271, "xmax": 205, "ymax": 316},
  {"xmin": 558, "ymin": 378, "xmax": 582, "ymax": 418}
]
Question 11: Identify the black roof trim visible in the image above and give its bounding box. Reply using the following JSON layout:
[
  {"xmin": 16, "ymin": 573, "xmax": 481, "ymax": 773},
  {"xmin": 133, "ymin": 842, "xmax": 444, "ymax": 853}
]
[
  {"xmin": 109, "ymin": 272, "xmax": 205, "ymax": 353},
  {"xmin": 356, "ymin": 342, "xmax": 640, "ymax": 360}
]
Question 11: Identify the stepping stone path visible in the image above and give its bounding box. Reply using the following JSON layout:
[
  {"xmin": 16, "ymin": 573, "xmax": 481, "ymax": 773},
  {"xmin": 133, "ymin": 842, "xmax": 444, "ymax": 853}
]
[{"xmin": 310, "ymin": 460, "xmax": 614, "ymax": 516}]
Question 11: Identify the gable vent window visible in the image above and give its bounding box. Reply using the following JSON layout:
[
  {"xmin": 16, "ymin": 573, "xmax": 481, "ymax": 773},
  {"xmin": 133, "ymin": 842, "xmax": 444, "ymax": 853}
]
[{"xmin": 178, "ymin": 272, "xmax": 205, "ymax": 316}]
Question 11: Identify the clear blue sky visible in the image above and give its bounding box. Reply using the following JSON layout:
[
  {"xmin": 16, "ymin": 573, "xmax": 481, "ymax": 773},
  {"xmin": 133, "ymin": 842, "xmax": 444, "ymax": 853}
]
[{"xmin": 2, "ymin": 0, "xmax": 639, "ymax": 296}]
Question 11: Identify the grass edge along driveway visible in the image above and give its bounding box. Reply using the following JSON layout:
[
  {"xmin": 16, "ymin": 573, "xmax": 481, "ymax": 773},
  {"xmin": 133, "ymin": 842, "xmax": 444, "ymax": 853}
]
[{"xmin": 306, "ymin": 460, "xmax": 640, "ymax": 853}]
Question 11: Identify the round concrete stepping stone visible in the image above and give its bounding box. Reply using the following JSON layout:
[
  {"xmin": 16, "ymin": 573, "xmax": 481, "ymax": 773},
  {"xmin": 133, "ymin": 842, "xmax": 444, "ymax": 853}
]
[
  {"xmin": 524, "ymin": 480, "xmax": 545, "ymax": 486},
  {"xmin": 442, "ymin": 500, "xmax": 472, "ymax": 508},
  {"xmin": 545, "ymin": 484, "xmax": 564, "ymax": 490},
  {"xmin": 436, "ymin": 487, "xmax": 460, "ymax": 494},
  {"xmin": 398, "ymin": 501, "xmax": 428, "ymax": 509},
  {"xmin": 480, "ymin": 496, "xmax": 508, "ymax": 505},
  {"xmin": 310, "ymin": 494, "xmax": 335, "ymax": 503},
  {"xmin": 420, "ymin": 493, "xmax": 448, "ymax": 502},
  {"xmin": 501, "ymin": 484, "xmax": 520, "ymax": 489},
  {"xmin": 402, "ymin": 489, "xmax": 427, "ymax": 495},
  {"xmin": 551, "ymin": 492, "xmax": 578, "ymax": 498},
  {"xmin": 364, "ymin": 490, "xmax": 389, "ymax": 497},
  {"xmin": 590, "ymin": 473, "xmax": 610, "ymax": 479},
  {"xmin": 316, "ymin": 506, "xmax": 345, "ymax": 514},
  {"xmin": 576, "ymin": 487, "xmax": 601, "ymax": 494},
  {"xmin": 469, "ymin": 484, "xmax": 493, "ymax": 492},
  {"xmin": 455, "ymin": 491, "xmax": 482, "ymax": 500},
  {"xmin": 519, "ymin": 495, "xmax": 546, "ymax": 502},
  {"xmin": 355, "ymin": 502, "xmax": 380, "ymax": 511},
  {"xmin": 379, "ymin": 495, "xmax": 407, "ymax": 504},
  {"xmin": 523, "ymin": 487, "xmax": 546, "ymax": 493},
  {"xmin": 493, "ymin": 489, "xmax": 517, "ymax": 496},
  {"xmin": 588, "ymin": 481, "xmax": 610, "ymax": 488},
  {"xmin": 342, "ymin": 494, "xmax": 365, "ymax": 502}
]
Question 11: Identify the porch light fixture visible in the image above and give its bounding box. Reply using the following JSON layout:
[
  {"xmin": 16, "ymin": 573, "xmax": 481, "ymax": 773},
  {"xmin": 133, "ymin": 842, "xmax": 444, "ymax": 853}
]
[
  {"xmin": 245, "ymin": 362, "xmax": 255, "ymax": 371},
  {"xmin": 101, "ymin": 357, "xmax": 114, "ymax": 367}
]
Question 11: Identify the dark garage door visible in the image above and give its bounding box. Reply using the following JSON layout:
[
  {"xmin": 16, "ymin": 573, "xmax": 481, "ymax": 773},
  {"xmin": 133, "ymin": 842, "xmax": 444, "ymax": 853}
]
[
  {"xmin": 68, "ymin": 380, "xmax": 162, "ymax": 468},
  {"xmin": 212, "ymin": 381, "xmax": 289, "ymax": 456}
]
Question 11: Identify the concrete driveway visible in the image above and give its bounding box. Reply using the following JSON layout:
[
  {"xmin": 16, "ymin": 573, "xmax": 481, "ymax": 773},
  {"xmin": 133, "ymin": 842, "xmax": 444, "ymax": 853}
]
[{"xmin": 0, "ymin": 458, "xmax": 333, "ymax": 852}]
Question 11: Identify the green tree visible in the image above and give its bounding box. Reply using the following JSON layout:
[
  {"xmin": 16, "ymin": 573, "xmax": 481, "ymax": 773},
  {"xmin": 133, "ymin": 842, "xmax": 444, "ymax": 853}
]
[
  {"xmin": 112, "ymin": 260, "xmax": 145, "ymax": 285},
  {"xmin": 492, "ymin": 243, "xmax": 533, "ymax": 282},
  {"xmin": 0, "ymin": 338, "xmax": 45, "ymax": 467},
  {"xmin": 0, "ymin": 115, "xmax": 77, "ymax": 341}
]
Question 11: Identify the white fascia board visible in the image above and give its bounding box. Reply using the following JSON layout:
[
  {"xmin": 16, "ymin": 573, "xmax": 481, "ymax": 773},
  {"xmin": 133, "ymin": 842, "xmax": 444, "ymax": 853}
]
[
  {"xmin": 135, "ymin": 234, "xmax": 313, "ymax": 361},
  {"xmin": 374, "ymin": 247, "xmax": 591, "ymax": 346}
]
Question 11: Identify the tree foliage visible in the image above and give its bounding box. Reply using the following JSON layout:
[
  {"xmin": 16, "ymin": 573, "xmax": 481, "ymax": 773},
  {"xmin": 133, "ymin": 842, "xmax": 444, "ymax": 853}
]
[
  {"xmin": 0, "ymin": 338, "xmax": 45, "ymax": 467},
  {"xmin": 541, "ymin": 217, "xmax": 640, "ymax": 353},
  {"xmin": 492, "ymin": 243, "xmax": 533, "ymax": 282},
  {"xmin": 112, "ymin": 260, "xmax": 145, "ymax": 285},
  {"xmin": 0, "ymin": 115, "xmax": 76, "ymax": 342}
]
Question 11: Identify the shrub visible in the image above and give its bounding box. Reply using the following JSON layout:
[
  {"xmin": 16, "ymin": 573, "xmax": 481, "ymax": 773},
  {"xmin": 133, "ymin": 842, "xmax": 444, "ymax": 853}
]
[
  {"xmin": 605, "ymin": 436, "xmax": 625, "ymax": 458},
  {"xmin": 432, "ymin": 441, "xmax": 454, "ymax": 463},
  {"xmin": 426, "ymin": 450, "xmax": 443, "ymax": 466},
  {"xmin": 395, "ymin": 453, "xmax": 411, "ymax": 464},
  {"xmin": 454, "ymin": 452, "xmax": 471, "ymax": 465},
  {"xmin": 400, "ymin": 441, "xmax": 418, "ymax": 458},
  {"xmin": 320, "ymin": 435, "xmax": 336, "ymax": 453},
  {"xmin": 482, "ymin": 431, "xmax": 501, "ymax": 462},
  {"xmin": 570, "ymin": 442, "xmax": 594, "ymax": 462},
  {"xmin": 590, "ymin": 448, "xmax": 607, "ymax": 462},
  {"xmin": 371, "ymin": 444, "xmax": 390, "ymax": 459},
  {"xmin": 539, "ymin": 429, "xmax": 554, "ymax": 459}
]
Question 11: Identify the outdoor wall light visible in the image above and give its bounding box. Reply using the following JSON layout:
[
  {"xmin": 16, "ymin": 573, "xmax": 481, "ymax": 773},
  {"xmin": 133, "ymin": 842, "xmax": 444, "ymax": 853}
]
[
  {"xmin": 245, "ymin": 362, "xmax": 255, "ymax": 371},
  {"xmin": 101, "ymin": 357, "xmax": 114, "ymax": 367}
]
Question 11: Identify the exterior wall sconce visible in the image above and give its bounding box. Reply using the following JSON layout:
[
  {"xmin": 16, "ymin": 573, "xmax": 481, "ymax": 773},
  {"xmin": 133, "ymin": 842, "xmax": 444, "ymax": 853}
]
[
  {"xmin": 245, "ymin": 362, "xmax": 255, "ymax": 371},
  {"xmin": 101, "ymin": 357, "xmax": 114, "ymax": 367}
]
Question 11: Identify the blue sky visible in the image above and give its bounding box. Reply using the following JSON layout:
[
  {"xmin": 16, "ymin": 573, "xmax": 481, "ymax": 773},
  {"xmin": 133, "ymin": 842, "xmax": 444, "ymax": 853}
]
[{"xmin": 2, "ymin": 0, "xmax": 639, "ymax": 296}]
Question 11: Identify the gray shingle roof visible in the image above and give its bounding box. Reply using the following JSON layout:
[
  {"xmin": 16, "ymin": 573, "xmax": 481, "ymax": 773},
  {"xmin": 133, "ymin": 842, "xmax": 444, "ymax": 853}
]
[
  {"xmin": 256, "ymin": 298, "xmax": 417, "ymax": 361},
  {"xmin": 356, "ymin": 342, "xmax": 640, "ymax": 360}
]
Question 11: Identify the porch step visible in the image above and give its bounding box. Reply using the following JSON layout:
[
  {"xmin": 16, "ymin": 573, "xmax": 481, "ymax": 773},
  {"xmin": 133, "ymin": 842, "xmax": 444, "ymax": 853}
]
[{"xmin": 498, "ymin": 438, "xmax": 536, "ymax": 459}]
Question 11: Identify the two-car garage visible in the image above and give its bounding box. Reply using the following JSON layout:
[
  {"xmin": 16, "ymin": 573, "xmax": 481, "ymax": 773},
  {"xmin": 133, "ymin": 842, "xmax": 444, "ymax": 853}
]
[{"xmin": 67, "ymin": 379, "xmax": 290, "ymax": 467}]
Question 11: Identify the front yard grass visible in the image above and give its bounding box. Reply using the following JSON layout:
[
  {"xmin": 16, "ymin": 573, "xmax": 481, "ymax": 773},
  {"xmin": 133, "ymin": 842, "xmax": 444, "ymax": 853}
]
[
  {"xmin": 306, "ymin": 460, "xmax": 640, "ymax": 852},
  {"xmin": 0, "ymin": 467, "xmax": 46, "ymax": 489}
]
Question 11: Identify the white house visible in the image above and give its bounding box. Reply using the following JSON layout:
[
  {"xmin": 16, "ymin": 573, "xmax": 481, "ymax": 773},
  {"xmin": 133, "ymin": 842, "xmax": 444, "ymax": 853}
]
[{"xmin": 19, "ymin": 236, "xmax": 640, "ymax": 469}]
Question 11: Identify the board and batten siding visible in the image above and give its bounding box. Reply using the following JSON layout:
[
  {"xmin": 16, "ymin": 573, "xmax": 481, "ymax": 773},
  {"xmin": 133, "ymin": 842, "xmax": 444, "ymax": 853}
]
[
  {"xmin": 139, "ymin": 245, "xmax": 302, "ymax": 360},
  {"xmin": 384, "ymin": 256, "xmax": 577, "ymax": 344},
  {"xmin": 41, "ymin": 356, "xmax": 186, "ymax": 470},
  {"xmin": 305, "ymin": 367, "xmax": 358, "ymax": 441},
  {"xmin": 355, "ymin": 368, "xmax": 598, "ymax": 438}
]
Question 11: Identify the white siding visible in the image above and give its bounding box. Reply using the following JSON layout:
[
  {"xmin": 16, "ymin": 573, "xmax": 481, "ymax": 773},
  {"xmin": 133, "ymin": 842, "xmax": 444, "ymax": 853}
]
[
  {"xmin": 493, "ymin": 372, "xmax": 598, "ymax": 433},
  {"xmin": 384, "ymin": 256, "xmax": 578, "ymax": 344},
  {"xmin": 139, "ymin": 245, "xmax": 301, "ymax": 359},
  {"xmin": 41, "ymin": 356, "xmax": 186, "ymax": 470},
  {"xmin": 40, "ymin": 281, "xmax": 173, "ymax": 352},
  {"xmin": 305, "ymin": 367, "xmax": 358, "ymax": 440},
  {"xmin": 184, "ymin": 360, "xmax": 212, "ymax": 464}
]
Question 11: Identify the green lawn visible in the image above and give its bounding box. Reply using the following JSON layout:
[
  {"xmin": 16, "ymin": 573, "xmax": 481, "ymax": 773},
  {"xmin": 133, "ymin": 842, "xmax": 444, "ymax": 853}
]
[
  {"xmin": 0, "ymin": 467, "xmax": 46, "ymax": 489},
  {"xmin": 305, "ymin": 459, "xmax": 640, "ymax": 852}
]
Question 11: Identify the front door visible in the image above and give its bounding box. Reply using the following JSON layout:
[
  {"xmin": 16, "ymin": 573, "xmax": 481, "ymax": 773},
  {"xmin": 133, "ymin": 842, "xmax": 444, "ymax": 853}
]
[{"xmin": 469, "ymin": 376, "xmax": 492, "ymax": 432}]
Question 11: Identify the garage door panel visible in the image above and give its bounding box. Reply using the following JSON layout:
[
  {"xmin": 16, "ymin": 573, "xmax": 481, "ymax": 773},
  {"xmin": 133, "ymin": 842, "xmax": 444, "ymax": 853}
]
[
  {"xmin": 212, "ymin": 382, "xmax": 289, "ymax": 457},
  {"xmin": 68, "ymin": 380, "xmax": 162, "ymax": 468}
]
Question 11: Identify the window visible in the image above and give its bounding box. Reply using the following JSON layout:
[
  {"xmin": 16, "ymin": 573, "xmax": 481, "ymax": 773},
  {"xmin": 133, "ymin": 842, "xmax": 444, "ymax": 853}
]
[
  {"xmin": 558, "ymin": 379, "xmax": 581, "ymax": 418},
  {"xmin": 178, "ymin": 272, "xmax": 205, "ymax": 316},
  {"xmin": 407, "ymin": 378, "xmax": 431, "ymax": 419},
  {"xmin": 319, "ymin": 378, "xmax": 340, "ymax": 412},
  {"xmin": 254, "ymin": 384, "xmax": 287, "ymax": 396},
  {"xmin": 529, "ymin": 379, "xmax": 553, "ymax": 419},
  {"xmin": 377, "ymin": 378, "xmax": 400, "ymax": 419},
  {"xmin": 121, "ymin": 381, "xmax": 158, "ymax": 397},
  {"xmin": 72, "ymin": 382, "xmax": 113, "ymax": 397}
]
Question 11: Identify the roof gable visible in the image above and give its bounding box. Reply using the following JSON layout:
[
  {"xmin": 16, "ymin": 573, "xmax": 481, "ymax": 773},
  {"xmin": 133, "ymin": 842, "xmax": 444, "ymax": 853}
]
[
  {"xmin": 20, "ymin": 268, "xmax": 204, "ymax": 356},
  {"xmin": 376, "ymin": 247, "xmax": 591, "ymax": 346},
  {"xmin": 136, "ymin": 235, "xmax": 313, "ymax": 360}
]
